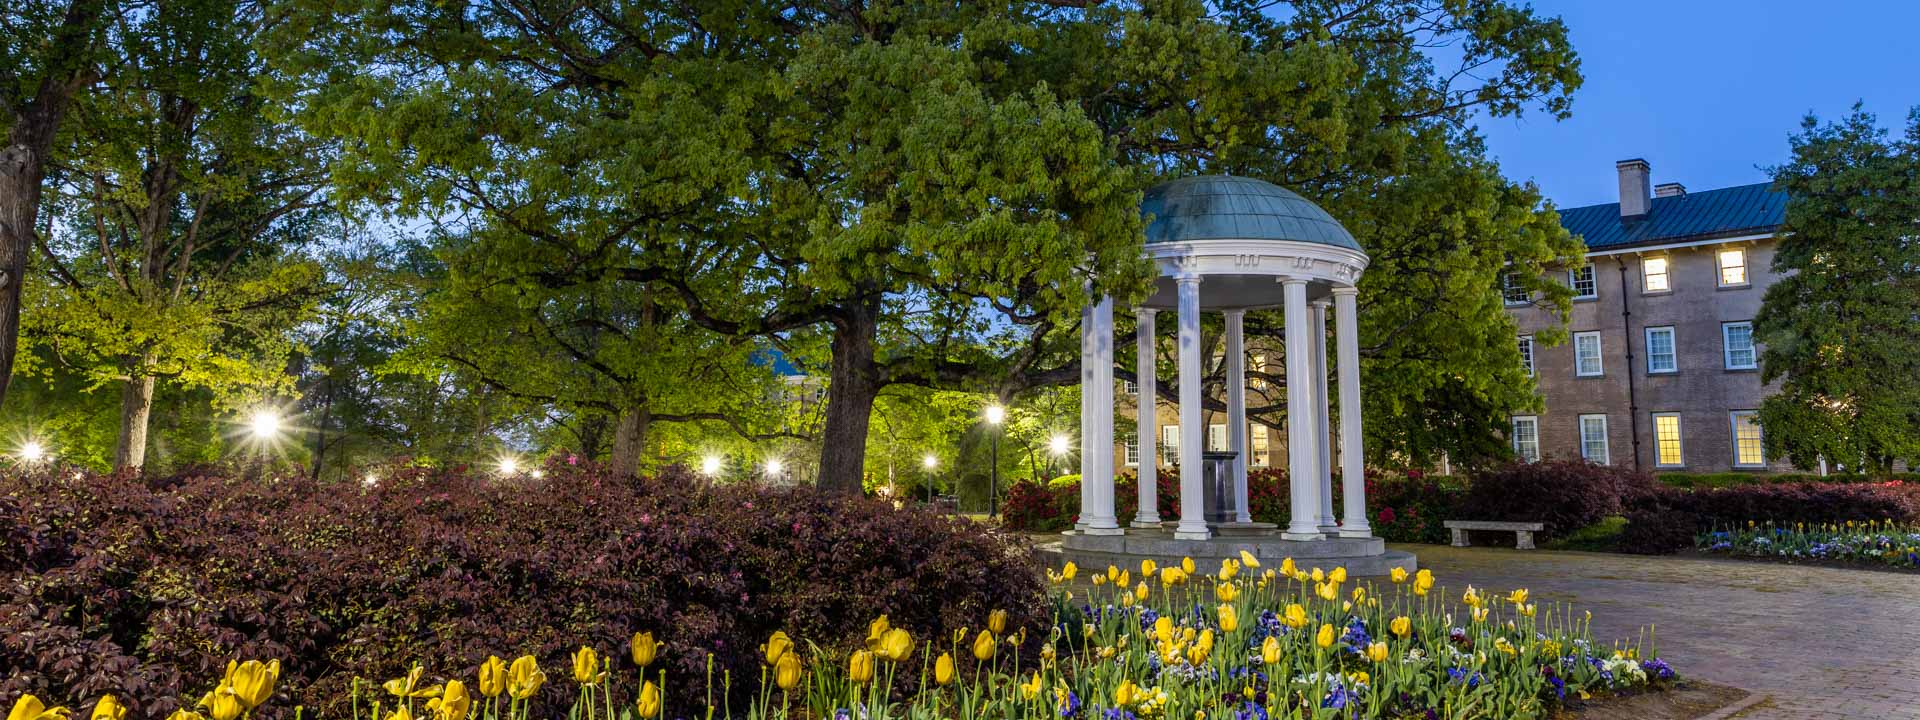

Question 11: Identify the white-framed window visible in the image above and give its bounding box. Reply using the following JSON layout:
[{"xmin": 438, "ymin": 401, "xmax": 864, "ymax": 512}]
[
  {"xmin": 1502, "ymin": 272, "xmax": 1529, "ymax": 305},
  {"xmin": 1121, "ymin": 379, "xmax": 1138, "ymax": 395},
  {"xmin": 1122, "ymin": 432, "xmax": 1139, "ymax": 467},
  {"xmin": 1730, "ymin": 411, "xmax": 1765, "ymax": 467},
  {"xmin": 1645, "ymin": 326, "xmax": 1677, "ymax": 374},
  {"xmin": 1517, "ymin": 335, "xmax": 1535, "ymax": 377},
  {"xmin": 1162, "ymin": 425, "xmax": 1180, "ymax": 466},
  {"xmin": 1250, "ymin": 354, "xmax": 1267, "ymax": 390},
  {"xmin": 1642, "ymin": 256, "xmax": 1671, "ymax": 293},
  {"xmin": 1208, "ymin": 424, "xmax": 1227, "ymax": 452},
  {"xmin": 1578, "ymin": 414, "xmax": 1610, "ymax": 464},
  {"xmin": 1510, "ymin": 416, "xmax": 1540, "ymax": 462},
  {"xmin": 1568, "ymin": 265, "xmax": 1598, "ymax": 299},
  {"xmin": 1652, "ymin": 413, "xmax": 1684, "ymax": 467},
  {"xmin": 1722, "ymin": 321, "xmax": 1757, "ymax": 369},
  {"xmin": 1717, "ymin": 248, "xmax": 1749, "ymax": 286},
  {"xmin": 1574, "ymin": 331, "xmax": 1603, "ymax": 377},
  {"xmin": 1249, "ymin": 424, "xmax": 1270, "ymax": 467}
]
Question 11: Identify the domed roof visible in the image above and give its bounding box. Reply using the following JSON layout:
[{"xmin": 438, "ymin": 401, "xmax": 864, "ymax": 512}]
[{"xmin": 1140, "ymin": 175, "xmax": 1361, "ymax": 253}]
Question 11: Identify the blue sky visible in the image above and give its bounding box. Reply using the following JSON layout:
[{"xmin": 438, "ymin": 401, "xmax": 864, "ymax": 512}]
[{"xmin": 1474, "ymin": 0, "xmax": 1920, "ymax": 210}]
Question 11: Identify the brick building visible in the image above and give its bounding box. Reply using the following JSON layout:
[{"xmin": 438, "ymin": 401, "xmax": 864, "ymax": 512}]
[{"xmin": 1505, "ymin": 159, "xmax": 1790, "ymax": 472}]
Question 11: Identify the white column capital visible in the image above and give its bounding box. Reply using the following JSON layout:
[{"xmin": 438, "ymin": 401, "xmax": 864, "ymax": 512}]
[
  {"xmin": 1174, "ymin": 274, "xmax": 1204, "ymax": 287},
  {"xmin": 1278, "ymin": 276, "xmax": 1309, "ymax": 288},
  {"xmin": 1223, "ymin": 308, "xmax": 1246, "ymax": 319},
  {"xmin": 1137, "ymin": 307, "xmax": 1159, "ymax": 319},
  {"xmin": 1310, "ymin": 297, "xmax": 1332, "ymax": 309},
  {"xmin": 1330, "ymin": 285, "xmax": 1360, "ymax": 297}
]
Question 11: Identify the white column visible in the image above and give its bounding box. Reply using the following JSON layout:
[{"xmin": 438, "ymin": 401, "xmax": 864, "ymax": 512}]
[
  {"xmin": 1225, "ymin": 309, "xmax": 1251, "ymax": 524},
  {"xmin": 1334, "ymin": 287, "xmax": 1372, "ymax": 537},
  {"xmin": 1133, "ymin": 308, "xmax": 1162, "ymax": 528},
  {"xmin": 1077, "ymin": 300, "xmax": 1096, "ymax": 532},
  {"xmin": 1174, "ymin": 276, "xmax": 1209, "ymax": 540},
  {"xmin": 1086, "ymin": 294, "xmax": 1121, "ymax": 534},
  {"xmin": 1311, "ymin": 299, "xmax": 1337, "ymax": 534},
  {"xmin": 1280, "ymin": 278, "xmax": 1323, "ymax": 540}
]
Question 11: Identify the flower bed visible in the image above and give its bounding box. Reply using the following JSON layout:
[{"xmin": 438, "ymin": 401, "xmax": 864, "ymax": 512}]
[
  {"xmin": 1697, "ymin": 520, "xmax": 1920, "ymax": 569},
  {"xmin": 9, "ymin": 556, "xmax": 1675, "ymax": 720}
]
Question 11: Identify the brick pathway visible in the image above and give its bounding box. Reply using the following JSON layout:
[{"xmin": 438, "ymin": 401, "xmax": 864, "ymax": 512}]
[{"xmin": 1413, "ymin": 544, "xmax": 1920, "ymax": 720}]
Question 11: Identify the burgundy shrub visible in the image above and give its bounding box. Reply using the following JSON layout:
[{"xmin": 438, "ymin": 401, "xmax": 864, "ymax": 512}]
[
  {"xmin": 0, "ymin": 463, "xmax": 1046, "ymax": 718},
  {"xmin": 1458, "ymin": 461, "xmax": 1659, "ymax": 540}
]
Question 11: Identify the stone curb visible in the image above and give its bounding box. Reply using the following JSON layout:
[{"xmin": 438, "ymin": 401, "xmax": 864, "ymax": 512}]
[{"xmin": 1695, "ymin": 691, "xmax": 1768, "ymax": 720}]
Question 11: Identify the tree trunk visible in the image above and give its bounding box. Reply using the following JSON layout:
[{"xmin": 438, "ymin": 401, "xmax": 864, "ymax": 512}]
[
  {"xmin": 114, "ymin": 372, "xmax": 157, "ymax": 470},
  {"xmin": 816, "ymin": 299, "xmax": 882, "ymax": 495},
  {"xmin": 609, "ymin": 405, "xmax": 650, "ymax": 478}
]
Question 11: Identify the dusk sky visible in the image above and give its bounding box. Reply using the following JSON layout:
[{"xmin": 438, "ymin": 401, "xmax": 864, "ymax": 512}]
[{"xmin": 1474, "ymin": 0, "xmax": 1920, "ymax": 210}]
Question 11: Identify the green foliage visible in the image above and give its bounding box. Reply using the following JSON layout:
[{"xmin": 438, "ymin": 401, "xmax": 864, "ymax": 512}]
[{"xmin": 1755, "ymin": 105, "xmax": 1920, "ymax": 472}]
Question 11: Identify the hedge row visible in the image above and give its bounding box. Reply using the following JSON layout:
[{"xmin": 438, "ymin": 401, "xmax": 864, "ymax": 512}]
[
  {"xmin": 0, "ymin": 464, "xmax": 1046, "ymax": 719},
  {"xmin": 1619, "ymin": 481, "xmax": 1920, "ymax": 553},
  {"xmin": 1657, "ymin": 471, "xmax": 1920, "ymax": 489}
]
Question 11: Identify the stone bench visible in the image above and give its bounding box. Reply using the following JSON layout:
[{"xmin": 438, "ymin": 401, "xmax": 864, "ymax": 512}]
[{"xmin": 1444, "ymin": 520, "xmax": 1545, "ymax": 550}]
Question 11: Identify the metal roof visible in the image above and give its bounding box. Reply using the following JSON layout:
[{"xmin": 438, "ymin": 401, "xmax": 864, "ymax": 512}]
[
  {"xmin": 1141, "ymin": 175, "xmax": 1362, "ymax": 253},
  {"xmin": 1559, "ymin": 181, "xmax": 1786, "ymax": 250}
]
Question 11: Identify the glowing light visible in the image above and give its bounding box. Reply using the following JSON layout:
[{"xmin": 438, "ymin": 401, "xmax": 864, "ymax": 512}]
[
  {"xmin": 19, "ymin": 441, "xmax": 45, "ymax": 462},
  {"xmin": 363, "ymin": 474, "xmax": 379, "ymax": 486},
  {"xmin": 985, "ymin": 405, "xmax": 1006, "ymax": 425},
  {"xmin": 1049, "ymin": 435, "xmax": 1070, "ymax": 456},
  {"xmin": 765, "ymin": 459, "xmax": 784, "ymax": 476},
  {"xmin": 701, "ymin": 456, "xmax": 723, "ymax": 475},
  {"xmin": 498, "ymin": 456, "xmax": 520, "ymax": 475},
  {"xmin": 922, "ymin": 454, "xmax": 938, "ymax": 470},
  {"xmin": 529, "ymin": 469, "xmax": 545, "ymax": 480},
  {"xmin": 249, "ymin": 411, "xmax": 281, "ymax": 439}
]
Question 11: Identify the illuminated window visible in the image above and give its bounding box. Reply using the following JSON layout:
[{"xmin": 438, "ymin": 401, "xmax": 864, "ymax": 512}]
[
  {"xmin": 1249, "ymin": 424, "xmax": 1271, "ymax": 467},
  {"xmin": 1511, "ymin": 416, "xmax": 1540, "ymax": 462},
  {"xmin": 1122, "ymin": 432, "xmax": 1139, "ymax": 467},
  {"xmin": 1518, "ymin": 335, "xmax": 1535, "ymax": 377},
  {"xmin": 1162, "ymin": 425, "xmax": 1180, "ymax": 466},
  {"xmin": 1717, "ymin": 248, "xmax": 1748, "ymax": 286},
  {"xmin": 1574, "ymin": 331, "xmax": 1603, "ymax": 376},
  {"xmin": 1579, "ymin": 414, "xmax": 1610, "ymax": 464},
  {"xmin": 1503, "ymin": 272, "xmax": 1529, "ymax": 304},
  {"xmin": 1645, "ymin": 326, "xmax": 1676, "ymax": 373},
  {"xmin": 1653, "ymin": 413, "xmax": 1683, "ymax": 467},
  {"xmin": 1643, "ymin": 257, "xmax": 1671, "ymax": 293},
  {"xmin": 1731, "ymin": 412, "xmax": 1765, "ymax": 467},
  {"xmin": 1121, "ymin": 380, "xmax": 1138, "ymax": 395},
  {"xmin": 1723, "ymin": 322, "xmax": 1756, "ymax": 369},
  {"xmin": 1208, "ymin": 424, "xmax": 1227, "ymax": 452},
  {"xmin": 1568, "ymin": 265, "xmax": 1597, "ymax": 299}
]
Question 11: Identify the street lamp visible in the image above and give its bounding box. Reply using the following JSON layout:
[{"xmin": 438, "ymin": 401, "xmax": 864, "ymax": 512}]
[
  {"xmin": 498, "ymin": 456, "xmax": 520, "ymax": 475},
  {"xmin": 765, "ymin": 458, "xmax": 784, "ymax": 479},
  {"xmin": 922, "ymin": 453, "xmax": 939, "ymax": 502},
  {"xmin": 985, "ymin": 404, "xmax": 1006, "ymax": 518},
  {"xmin": 1048, "ymin": 434, "xmax": 1071, "ymax": 478},
  {"xmin": 19, "ymin": 440, "xmax": 46, "ymax": 463},
  {"xmin": 701, "ymin": 455, "xmax": 723, "ymax": 476},
  {"xmin": 249, "ymin": 410, "xmax": 281, "ymax": 440}
]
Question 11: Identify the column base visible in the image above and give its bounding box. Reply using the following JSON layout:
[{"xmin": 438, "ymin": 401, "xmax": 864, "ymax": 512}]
[
  {"xmin": 1131, "ymin": 517, "xmax": 1164, "ymax": 529},
  {"xmin": 1338, "ymin": 527, "xmax": 1373, "ymax": 539},
  {"xmin": 1080, "ymin": 526, "xmax": 1126, "ymax": 536},
  {"xmin": 1281, "ymin": 531, "xmax": 1325, "ymax": 541},
  {"xmin": 1173, "ymin": 523, "xmax": 1211, "ymax": 541}
]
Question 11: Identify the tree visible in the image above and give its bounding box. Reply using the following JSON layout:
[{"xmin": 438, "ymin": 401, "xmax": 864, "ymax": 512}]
[
  {"xmin": 0, "ymin": 0, "xmax": 115, "ymax": 409},
  {"xmin": 24, "ymin": 0, "xmax": 331, "ymax": 470},
  {"xmin": 1755, "ymin": 106, "xmax": 1920, "ymax": 472}
]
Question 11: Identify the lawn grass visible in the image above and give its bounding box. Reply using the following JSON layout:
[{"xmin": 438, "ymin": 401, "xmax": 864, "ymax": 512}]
[{"xmin": 1545, "ymin": 515, "xmax": 1629, "ymax": 552}]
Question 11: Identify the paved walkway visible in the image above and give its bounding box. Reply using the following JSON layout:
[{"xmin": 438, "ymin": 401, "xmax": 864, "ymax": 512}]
[{"xmin": 1412, "ymin": 544, "xmax": 1920, "ymax": 720}]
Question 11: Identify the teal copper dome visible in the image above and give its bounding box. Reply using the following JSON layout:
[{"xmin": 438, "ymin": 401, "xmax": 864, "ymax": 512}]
[{"xmin": 1141, "ymin": 175, "xmax": 1362, "ymax": 253}]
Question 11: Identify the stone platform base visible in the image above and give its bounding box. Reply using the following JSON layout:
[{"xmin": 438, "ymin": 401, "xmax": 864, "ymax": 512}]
[{"xmin": 1036, "ymin": 528, "xmax": 1417, "ymax": 577}]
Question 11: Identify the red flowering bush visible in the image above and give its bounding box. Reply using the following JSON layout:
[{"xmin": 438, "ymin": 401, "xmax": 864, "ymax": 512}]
[
  {"xmin": 1364, "ymin": 473, "xmax": 1467, "ymax": 544},
  {"xmin": 1457, "ymin": 461, "xmax": 1660, "ymax": 541},
  {"xmin": 0, "ymin": 463, "xmax": 1045, "ymax": 718}
]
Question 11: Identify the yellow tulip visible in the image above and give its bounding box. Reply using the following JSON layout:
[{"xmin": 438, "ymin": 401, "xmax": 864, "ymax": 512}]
[
  {"xmin": 89, "ymin": 697, "xmax": 125, "ymax": 720},
  {"xmin": 934, "ymin": 653, "xmax": 956, "ymax": 685},
  {"xmin": 1134, "ymin": 582, "xmax": 1149, "ymax": 602},
  {"xmin": 432, "ymin": 681, "xmax": 471, "ymax": 720},
  {"xmin": 164, "ymin": 712, "xmax": 206, "ymax": 720},
  {"xmin": 1283, "ymin": 604, "xmax": 1308, "ymax": 629},
  {"xmin": 201, "ymin": 687, "xmax": 244, "ymax": 720},
  {"xmin": 1061, "ymin": 562, "xmax": 1078, "ymax": 581},
  {"xmin": 763, "ymin": 631, "xmax": 794, "ymax": 666},
  {"xmin": 1217, "ymin": 559, "xmax": 1239, "ymax": 580},
  {"xmin": 226, "ymin": 660, "xmax": 280, "ymax": 708},
  {"xmin": 1416, "ymin": 568, "xmax": 1433, "ymax": 585},
  {"xmin": 1315, "ymin": 624, "xmax": 1336, "ymax": 649},
  {"xmin": 476, "ymin": 656, "xmax": 507, "ymax": 698},
  {"xmin": 571, "ymin": 647, "xmax": 606, "ymax": 686},
  {"xmin": 1507, "ymin": 588, "xmax": 1530, "ymax": 605},
  {"xmin": 1117, "ymin": 570, "xmax": 1130, "ymax": 586},
  {"xmin": 1019, "ymin": 672, "xmax": 1042, "ymax": 700},
  {"xmin": 1217, "ymin": 604, "xmax": 1238, "ymax": 632},
  {"xmin": 1107, "ymin": 565, "xmax": 1121, "ymax": 582},
  {"xmin": 1280, "ymin": 557, "xmax": 1297, "ymax": 577},
  {"xmin": 1114, "ymin": 681, "xmax": 1136, "ymax": 707},
  {"xmin": 1351, "ymin": 586, "xmax": 1367, "ymax": 604},
  {"xmin": 630, "ymin": 632, "xmax": 659, "ymax": 668},
  {"xmin": 506, "ymin": 655, "xmax": 546, "ymax": 700},
  {"xmin": 988, "ymin": 609, "xmax": 1008, "ymax": 635},
  {"xmin": 878, "ymin": 628, "xmax": 914, "ymax": 663},
  {"xmin": 1153, "ymin": 616, "xmax": 1174, "ymax": 643},
  {"xmin": 9, "ymin": 696, "xmax": 70, "ymax": 720},
  {"xmin": 1461, "ymin": 586, "xmax": 1482, "ymax": 608},
  {"xmin": 1140, "ymin": 559, "xmax": 1157, "ymax": 577},
  {"xmin": 847, "ymin": 650, "xmax": 876, "ymax": 685},
  {"xmin": 1518, "ymin": 602, "xmax": 1537, "ymax": 617},
  {"xmin": 774, "ymin": 651, "xmax": 803, "ymax": 691},
  {"xmin": 1365, "ymin": 642, "xmax": 1389, "ymax": 663},
  {"xmin": 1389, "ymin": 567, "xmax": 1408, "ymax": 584},
  {"xmin": 865, "ymin": 616, "xmax": 891, "ymax": 650},
  {"xmin": 1260, "ymin": 636, "xmax": 1281, "ymax": 665},
  {"xmin": 1471, "ymin": 607, "xmax": 1490, "ymax": 623},
  {"xmin": 1390, "ymin": 616, "xmax": 1412, "ymax": 638},
  {"xmin": 1119, "ymin": 591, "xmax": 1136, "ymax": 608},
  {"xmin": 971, "ymin": 630, "xmax": 996, "ymax": 662},
  {"xmin": 385, "ymin": 708, "xmax": 413, "ymax": 720},
  {"xmin": 634, "ymin": 682, "xmax": 662, "ymax": 719},
  {"xmin": 1238, "ymin": 550, "xmax": 1261, "ymax": 568},
  {"xmin": 1215, "ymin": 583, "xmax": 1239, "ymax": 602},
  {"xmin": 1180, "ymin": 557, "xmax": 1195, "ymax": 574},
  {"xmin": 1315, "ymin": 582, "xmax": 1337, "ymax": 602},
  {"xmin": 385, "ymin": 666, "xmax": 444, "ymax": 699}
]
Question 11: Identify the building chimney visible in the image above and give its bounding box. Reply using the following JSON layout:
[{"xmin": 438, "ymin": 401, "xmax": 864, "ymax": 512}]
[
  {"xmin": 1617, "ymin": 158, "xmax": 1651, "ymax": 219},
  {"xmin": 1654, "ymin": 182, "xmax": 1687, "ymax": 198}
]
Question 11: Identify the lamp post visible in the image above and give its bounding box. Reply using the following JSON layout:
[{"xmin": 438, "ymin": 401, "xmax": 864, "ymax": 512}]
[
  {"xmin": 923, "ymin": 453, "xmax": 939, "ymax": 503},
  {"xmin": 985, "ymin": 404, "xmax": 1006, "ymax": 518},
  {"xmin": 701, "ymin": 455, "xmax": 723, "ymax": 477},
  {"xmin": 1048, "ymin": 434, "xmax": 1070, "ymax": 479}
]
